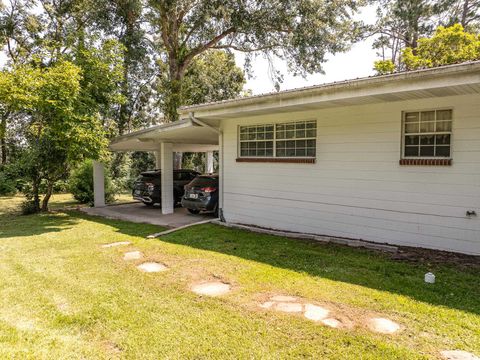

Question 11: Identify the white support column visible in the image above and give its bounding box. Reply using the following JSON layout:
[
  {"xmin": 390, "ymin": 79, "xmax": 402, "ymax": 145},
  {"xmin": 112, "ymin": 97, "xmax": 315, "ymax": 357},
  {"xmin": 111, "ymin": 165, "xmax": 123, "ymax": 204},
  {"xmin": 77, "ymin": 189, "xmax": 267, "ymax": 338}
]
[
  {"xmin": 218, "ymin": 133, "xmax": 224, "ymax": 214},
  {"xmin": 155, "ymin": 150, "xmax": 161, "ymax": 169},
  {"xmin": 93, "ymin": 160, "xmax": 105, "ymax": 207},
  {"xmin": 206, "ymin": 151, "xmax": 214, "ymax": 174},
  {"xmin": 160, "ymin": 142, "xmax": 174, "ymax": 214}
]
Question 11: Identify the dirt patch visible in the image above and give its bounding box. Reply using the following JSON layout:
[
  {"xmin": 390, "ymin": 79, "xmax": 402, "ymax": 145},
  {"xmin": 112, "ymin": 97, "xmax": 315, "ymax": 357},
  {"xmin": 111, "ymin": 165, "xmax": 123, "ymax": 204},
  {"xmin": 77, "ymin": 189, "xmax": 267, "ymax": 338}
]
[
  {"xmin": 101, "ymin": 242, "xmax": 131, "ymax": 248},
  {"xmin": 390, "ymin": 247, "xmax": 480, "ymax": 270}
]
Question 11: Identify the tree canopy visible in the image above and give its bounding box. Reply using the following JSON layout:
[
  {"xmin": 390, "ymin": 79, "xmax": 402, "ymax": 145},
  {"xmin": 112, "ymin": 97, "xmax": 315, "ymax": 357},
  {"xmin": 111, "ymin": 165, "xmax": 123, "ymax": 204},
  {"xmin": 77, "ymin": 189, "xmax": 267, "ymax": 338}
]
[
  {"xmin": 148, "ymin": 0, "xmax": 365, "ymax": 120},
  {"xmin": 374, "ymin": 24, "xmax": 480, "ymax": 74}
]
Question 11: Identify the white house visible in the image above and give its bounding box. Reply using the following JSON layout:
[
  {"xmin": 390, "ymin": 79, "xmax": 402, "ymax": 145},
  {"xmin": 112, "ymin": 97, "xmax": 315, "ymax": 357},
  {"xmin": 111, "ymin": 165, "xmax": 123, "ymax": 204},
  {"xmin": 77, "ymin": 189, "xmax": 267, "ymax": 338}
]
[{"xmin": 105, "ymin": 61, "xmax": 480, "ymax": 256}]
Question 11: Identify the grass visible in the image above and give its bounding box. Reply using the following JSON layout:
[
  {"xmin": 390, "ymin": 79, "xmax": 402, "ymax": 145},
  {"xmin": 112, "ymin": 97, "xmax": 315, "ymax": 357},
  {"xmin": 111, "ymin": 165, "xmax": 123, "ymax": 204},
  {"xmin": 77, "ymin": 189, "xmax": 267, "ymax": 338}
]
[
  {"xmin": 0, "ymin": 196, "xmax": 479, "ymax": 359},
  {"xmin": 0, "ymin": 192, "xmax": 134, "ymax": 217}
]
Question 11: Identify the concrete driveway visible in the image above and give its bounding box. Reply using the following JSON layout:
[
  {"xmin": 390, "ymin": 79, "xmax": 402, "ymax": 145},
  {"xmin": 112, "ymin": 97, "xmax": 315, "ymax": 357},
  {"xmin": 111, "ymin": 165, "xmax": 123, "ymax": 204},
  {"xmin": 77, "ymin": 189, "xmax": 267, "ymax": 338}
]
[{"xmin": 81, "ymin": 202, "xmax": 214, "ymax": 228}]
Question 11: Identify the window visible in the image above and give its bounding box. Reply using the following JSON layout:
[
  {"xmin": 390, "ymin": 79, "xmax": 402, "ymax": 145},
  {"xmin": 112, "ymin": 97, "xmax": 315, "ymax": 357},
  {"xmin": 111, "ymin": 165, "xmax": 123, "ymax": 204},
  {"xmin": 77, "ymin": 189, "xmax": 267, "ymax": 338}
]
[
  {"xmin": 239, "ymin": 124, "xmax": 274, "ymax": 157},
  {"xmin": 239, "ymin": 120, "xmax": 317, "ymax": 158},
  {"xmin": 402, "ymin": 109, "xmax": 452, "ymax": 158}
]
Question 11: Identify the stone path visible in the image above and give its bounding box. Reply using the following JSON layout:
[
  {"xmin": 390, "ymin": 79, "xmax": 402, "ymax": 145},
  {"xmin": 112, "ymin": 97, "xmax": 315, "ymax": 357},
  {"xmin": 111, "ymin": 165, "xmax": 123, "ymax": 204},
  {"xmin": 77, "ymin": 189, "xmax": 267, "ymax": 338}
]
[
  {"xmin": 441, "ymin": 350, "xmax": 480, "ymax": 360},
  {"xmin": 259, "ymin": 295, "xmax": 400, "ymax": 333},
  {"xmin": 367, "ymin": 317, "xmax": 401, "ymax": 334},
  {"xmin": 123, "ymin": 251, "xmax": 142, "ymax": 261},
  {"xmin": 107, "ymin": 246, "xmax": 404, "ymax": 336},
  {"xmin": 137, "ymin": 262, "xmax": 168, "ymax": 273},
  {"xmin": 191, "ymin": 282, "xmax": 231, "ymax": 296}
]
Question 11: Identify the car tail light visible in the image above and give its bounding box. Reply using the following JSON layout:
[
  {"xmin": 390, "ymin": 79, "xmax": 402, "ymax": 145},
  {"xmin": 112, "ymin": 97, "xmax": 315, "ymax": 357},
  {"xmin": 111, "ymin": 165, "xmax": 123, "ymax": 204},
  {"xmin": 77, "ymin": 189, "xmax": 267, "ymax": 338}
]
[{"xmin": 201, "ymin": 187, "xmax": 217, "ymax": 193}]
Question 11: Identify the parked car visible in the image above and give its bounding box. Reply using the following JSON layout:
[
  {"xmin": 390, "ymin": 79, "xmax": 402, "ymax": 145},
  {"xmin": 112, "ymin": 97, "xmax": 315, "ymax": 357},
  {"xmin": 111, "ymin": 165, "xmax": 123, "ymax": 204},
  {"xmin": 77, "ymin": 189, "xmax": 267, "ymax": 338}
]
[
  {"xmin": 181, "ymin": 174, "xmax": 219, "ymax": 216},
  {"xmin": 132, "ymin": 169, "xmax": 199, "ymax": 206}
]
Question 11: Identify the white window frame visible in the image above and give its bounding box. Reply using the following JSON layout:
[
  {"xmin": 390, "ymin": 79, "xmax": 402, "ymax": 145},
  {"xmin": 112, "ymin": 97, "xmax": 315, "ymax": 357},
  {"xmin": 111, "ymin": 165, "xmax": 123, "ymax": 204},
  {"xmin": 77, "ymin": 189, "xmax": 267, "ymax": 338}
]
[
  {"xmin": 401, "ymin": 108, "xmax": 453, "ymax": 159},
  {"xmin": 238, "ymin": 120, "xmax": 317, "ymax": 158}
]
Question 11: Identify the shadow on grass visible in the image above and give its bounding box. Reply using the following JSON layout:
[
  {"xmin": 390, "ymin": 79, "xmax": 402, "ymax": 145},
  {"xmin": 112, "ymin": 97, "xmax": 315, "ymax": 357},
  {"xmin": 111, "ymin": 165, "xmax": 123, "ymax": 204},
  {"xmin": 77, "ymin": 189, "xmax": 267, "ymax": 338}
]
[
  {"xmin": 66, "ymin": 210, "xmax": 166, "ymax": 238},
  {"xmin": 0, "ymin": 212, "xmax": 80, "ymax": 239},
  {"xmin": 155, "ymin": 224, "xmax": 480, "ymax": 316}
]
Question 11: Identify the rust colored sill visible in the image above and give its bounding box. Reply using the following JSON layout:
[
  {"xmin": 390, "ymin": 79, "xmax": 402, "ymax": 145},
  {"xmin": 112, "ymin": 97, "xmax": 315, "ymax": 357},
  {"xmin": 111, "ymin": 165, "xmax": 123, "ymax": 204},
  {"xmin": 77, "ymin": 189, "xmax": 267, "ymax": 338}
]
[
  {"xmin": 236, "ymin": 157, "xmax": 316, "ymax": 164},
  {"xmin": 399, "ymin": 158, "xmax": 452, "ymax": 166}
]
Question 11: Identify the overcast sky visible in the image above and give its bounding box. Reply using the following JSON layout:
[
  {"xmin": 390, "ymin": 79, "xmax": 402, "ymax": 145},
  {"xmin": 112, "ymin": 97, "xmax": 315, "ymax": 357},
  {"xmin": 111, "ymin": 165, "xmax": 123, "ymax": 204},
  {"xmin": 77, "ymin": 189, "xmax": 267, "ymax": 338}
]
[{"xmin": 236, "ymin": 5, "xmax": 378, "ymax": 95}]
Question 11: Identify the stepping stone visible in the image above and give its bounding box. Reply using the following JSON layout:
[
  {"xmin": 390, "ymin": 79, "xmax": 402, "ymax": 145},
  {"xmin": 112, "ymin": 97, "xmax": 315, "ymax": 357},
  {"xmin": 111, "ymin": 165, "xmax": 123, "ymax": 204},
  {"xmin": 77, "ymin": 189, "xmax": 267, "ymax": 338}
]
[
  {"xmin": 259, "ymin": 301, "xmax": 275, "ymax": 309},
  {"xmin": 441, "ymin": 350, "xmax": 480, "ymax": 360},
  {"xmin": 321, "ymin": 318, "xmax": 342, "ymax": 328},
  {"xmin": 191, "ymin": 282, "xmax": 231, "ymax": 296},
  {"xmin": 123, "ymin": 251, "xmax": 142, "ymax": 261},
  {"xmin": 367, "ymin": 317, "xmax": 400, "ymax": 334},
  {"xmin": 270, "ymin": 295, "xmax": 297, "ymax": 302},
  {"xmin": 304, "ymin": 304, "xmax": 330, "ymax": 321},
  {"xmin": 101, "ymin": 241, "xmax": 131, "ymax": 248},
  {"xmin": 137, "ymin": 262, "xmax": 168, "ymax": 273},
  {"xmin": 274, "ymin": 302, "xmax": 303, "ymax": 313}
]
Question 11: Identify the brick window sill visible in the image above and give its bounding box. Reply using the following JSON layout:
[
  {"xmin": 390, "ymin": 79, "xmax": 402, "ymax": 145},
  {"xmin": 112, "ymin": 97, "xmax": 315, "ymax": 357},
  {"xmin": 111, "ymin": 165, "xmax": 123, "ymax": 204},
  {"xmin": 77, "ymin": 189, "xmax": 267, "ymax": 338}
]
[
  {"xmin": 399, "ymin": 158, "xmax": 452, "ymax": 166},
  {"xmin": 236, "ymin": 157, "xmax": 316, "ymax": 164}
]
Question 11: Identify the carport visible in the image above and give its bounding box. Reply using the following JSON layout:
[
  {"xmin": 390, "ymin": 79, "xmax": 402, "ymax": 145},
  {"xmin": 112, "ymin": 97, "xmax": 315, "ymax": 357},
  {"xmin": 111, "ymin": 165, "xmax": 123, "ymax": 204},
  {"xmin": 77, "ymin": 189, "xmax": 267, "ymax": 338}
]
[{"xmin": 93, "ymin": 116, "xmax": 220, "ymax": 215}]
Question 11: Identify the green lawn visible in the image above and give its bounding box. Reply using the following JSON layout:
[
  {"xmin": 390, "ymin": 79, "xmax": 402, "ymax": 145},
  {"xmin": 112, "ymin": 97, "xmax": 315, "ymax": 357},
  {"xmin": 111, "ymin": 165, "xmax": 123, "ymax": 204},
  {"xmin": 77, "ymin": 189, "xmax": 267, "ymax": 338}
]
[{"xmin": 0, "ymin": 196, "xmax": 478, "ymax": 359}]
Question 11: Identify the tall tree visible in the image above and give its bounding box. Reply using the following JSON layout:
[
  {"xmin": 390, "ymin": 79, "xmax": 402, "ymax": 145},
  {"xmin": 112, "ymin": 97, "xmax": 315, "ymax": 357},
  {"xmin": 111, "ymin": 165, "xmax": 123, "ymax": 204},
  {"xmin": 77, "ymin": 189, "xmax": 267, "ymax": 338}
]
[
  {"xmin": 435, "ymin": 0, "xmax": 480, "ymax": 29},
  {"xmin": 372, "ymin": 0, "xmax": 435, "ymax": 69},
  {"xmin": 148, "ymin": 0, "xmax": 364, "ymax": 122}
]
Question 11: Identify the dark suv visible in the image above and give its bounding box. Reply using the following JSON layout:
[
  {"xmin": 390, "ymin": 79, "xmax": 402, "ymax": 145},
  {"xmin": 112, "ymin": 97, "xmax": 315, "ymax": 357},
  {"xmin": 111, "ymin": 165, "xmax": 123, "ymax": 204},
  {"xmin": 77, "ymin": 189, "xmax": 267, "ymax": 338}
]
[
  {"xmin": 181, "ymin": 174, "xmax": 219, "ymax": 216},
  {"xmin": 132, "ymin": 169, "xmax": 199, "ymax": 206}
]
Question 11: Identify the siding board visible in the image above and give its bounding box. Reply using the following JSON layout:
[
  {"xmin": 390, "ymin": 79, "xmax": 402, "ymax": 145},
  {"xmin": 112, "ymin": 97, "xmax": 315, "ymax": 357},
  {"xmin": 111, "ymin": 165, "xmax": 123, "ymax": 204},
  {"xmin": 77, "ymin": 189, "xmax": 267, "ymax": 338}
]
[{"xmin": 221, "ymin": 94, "xmax": 480, "ymax": 255}]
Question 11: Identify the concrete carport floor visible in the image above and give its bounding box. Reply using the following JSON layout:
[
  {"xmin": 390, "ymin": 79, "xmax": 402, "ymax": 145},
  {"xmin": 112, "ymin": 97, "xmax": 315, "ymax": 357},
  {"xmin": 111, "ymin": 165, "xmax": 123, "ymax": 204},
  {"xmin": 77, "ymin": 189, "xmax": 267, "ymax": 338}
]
[
  {"xmin": 91, "ymin": 116, "xmax": 221, "ymax": 225},
  {"xmin": 82, "ymin": 202, "xmax": 214, "ymax": 228}
]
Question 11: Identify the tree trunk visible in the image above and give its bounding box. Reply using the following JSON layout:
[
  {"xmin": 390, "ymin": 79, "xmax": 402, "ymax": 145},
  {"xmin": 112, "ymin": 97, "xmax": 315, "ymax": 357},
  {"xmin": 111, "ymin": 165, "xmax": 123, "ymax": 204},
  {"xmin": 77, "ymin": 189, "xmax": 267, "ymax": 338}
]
[
  {"xmin": 0, "ymin": 116, "xmax": 7, "ymax": 165},
  {"xmin": 31, "ymin": 179, "xmax": 41, "ymax": 213},
  {"xmin": 461, "ymin": 0, "xmax": 469, "ymax": 27},
  {"xmin": 41, "ymin": 181, "xmax": 54, "ymax": 212},
  {"xmin": 174, "ymin": 152, "xmax": 183, "ymax": 169}
]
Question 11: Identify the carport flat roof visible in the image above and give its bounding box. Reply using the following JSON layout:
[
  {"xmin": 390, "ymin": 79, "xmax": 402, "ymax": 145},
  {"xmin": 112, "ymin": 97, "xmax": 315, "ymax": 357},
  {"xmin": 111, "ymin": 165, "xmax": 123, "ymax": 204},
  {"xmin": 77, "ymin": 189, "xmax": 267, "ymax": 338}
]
[{"xmin": 109, "ymin": 118, "xmax": 219, "ymax": 152}]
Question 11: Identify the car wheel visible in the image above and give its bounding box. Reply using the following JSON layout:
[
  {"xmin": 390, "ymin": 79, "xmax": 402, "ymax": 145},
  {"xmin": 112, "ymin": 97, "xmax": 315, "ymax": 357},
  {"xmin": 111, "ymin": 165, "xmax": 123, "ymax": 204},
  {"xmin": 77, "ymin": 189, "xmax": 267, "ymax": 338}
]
[
  {"xmin": 187, "ymin": 208, "xmax": 200, "ymax": 215},
  {"xmin": 214, "ymin": 204, "xmax": 219, "ymax": 217}
]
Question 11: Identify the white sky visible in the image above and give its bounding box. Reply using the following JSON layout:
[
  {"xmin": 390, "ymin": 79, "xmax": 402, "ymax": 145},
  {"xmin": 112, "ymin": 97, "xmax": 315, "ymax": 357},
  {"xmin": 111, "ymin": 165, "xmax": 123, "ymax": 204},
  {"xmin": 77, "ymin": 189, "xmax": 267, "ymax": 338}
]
[{"xmin": 236, "ymin": 5, "xmax": 378, "ymax": 95}]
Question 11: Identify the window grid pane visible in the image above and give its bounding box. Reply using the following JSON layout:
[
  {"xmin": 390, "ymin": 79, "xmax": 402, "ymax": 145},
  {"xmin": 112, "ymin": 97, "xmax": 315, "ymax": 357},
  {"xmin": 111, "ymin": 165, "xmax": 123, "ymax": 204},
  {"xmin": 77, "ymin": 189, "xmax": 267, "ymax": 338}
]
[
  {"xmin": 403, "ymin": 110, "xmax": 452, "ymax": 159},
  {"xmin": 240, "ymin": 120, "xmax": 316, "ymax": 158}
]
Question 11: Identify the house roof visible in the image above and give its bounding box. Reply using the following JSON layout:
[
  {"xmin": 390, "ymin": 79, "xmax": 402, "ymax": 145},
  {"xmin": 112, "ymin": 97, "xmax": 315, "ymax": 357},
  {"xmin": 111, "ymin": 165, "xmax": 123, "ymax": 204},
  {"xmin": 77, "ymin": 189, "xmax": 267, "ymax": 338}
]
[
  {"xmin": 179, "ymin": 60, "xmax": 480, "ymax": 119},
  {"xmin": 110, "ymin": 61, "xmax": 480, "ymax": 151}
]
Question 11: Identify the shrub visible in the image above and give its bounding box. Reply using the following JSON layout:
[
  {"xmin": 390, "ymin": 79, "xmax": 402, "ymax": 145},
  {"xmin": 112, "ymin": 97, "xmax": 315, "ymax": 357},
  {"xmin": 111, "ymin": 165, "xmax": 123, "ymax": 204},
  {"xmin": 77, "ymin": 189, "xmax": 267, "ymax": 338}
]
[
  {"xmin": 0, "ymin": 170, "xmax": 17, "ymax": 196},
  {"xmin": 68, "ymin": 160, "xmax": 115, "ymax": 205},
  {"xmin": 20, "ymin": 200, "xmax": 38, "ymax": 215}
]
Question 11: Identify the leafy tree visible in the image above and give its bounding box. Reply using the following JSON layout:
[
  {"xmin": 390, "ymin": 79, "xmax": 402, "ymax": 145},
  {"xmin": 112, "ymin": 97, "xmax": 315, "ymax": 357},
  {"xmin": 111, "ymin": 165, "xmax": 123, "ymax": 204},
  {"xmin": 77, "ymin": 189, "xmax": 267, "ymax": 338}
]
[
  {"xmin": 403, "ymin": 24, "xmax": 480, "ymax": 69},
  {"xmin": 181, "ymin": 50, "xmax": 246, "ymax": 106},
  {"xmin": 0, "ymin": 61, "xmax": 109, "ymax": 212},
  {"xmin": 148, "ymin": 0, "xmax": 365, "ymax": 121}
]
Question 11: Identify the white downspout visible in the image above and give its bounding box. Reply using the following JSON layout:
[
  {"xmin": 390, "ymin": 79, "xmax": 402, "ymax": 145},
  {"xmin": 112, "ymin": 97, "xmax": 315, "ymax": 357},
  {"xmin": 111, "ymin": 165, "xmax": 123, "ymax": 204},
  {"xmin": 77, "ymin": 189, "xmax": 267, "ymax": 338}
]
[{"xmin": 189, "ymin": 112, "xmax": 225, "ymax": 221}]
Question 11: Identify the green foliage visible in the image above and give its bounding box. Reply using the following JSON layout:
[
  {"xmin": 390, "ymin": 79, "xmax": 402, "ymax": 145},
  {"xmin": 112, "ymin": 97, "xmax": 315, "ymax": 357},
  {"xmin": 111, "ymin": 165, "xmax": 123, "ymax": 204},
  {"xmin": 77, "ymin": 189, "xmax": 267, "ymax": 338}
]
[
  {"xmin": 402, "ymin": 24, "xmax": 480, "ymax": 69},
  {"xmin": 0, "ymin": 61, "xmax": 113, "ymax": 212},
  {"xmin": 68, "ymin": 160, "xmax": 115, "ymax": 205},
  {"xmin": 373, "ymin": 59, "xmax": 396, "ymax": 74},
  {"xmin": 182, "ymin": 51, "xmax": 246, "ymax": 106},
  {"xmin": 149, "ymin": 0, "xmax": 365, "ymax": 121},
  {"xmin": 20, "ymin": 199, "xmax": 38, "ymax": 215},
  {"xmin": 0, "ymin": 170, "xmax": 16, "ymax": 195}
]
